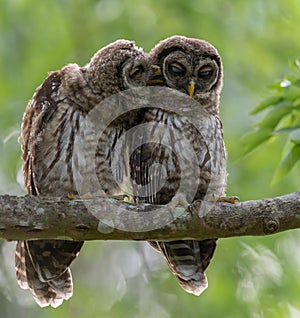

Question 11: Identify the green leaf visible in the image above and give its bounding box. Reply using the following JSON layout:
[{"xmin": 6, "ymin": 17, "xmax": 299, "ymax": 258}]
[
  {"xmin": 289, "ymin": 59, "xmax": 300, "ymax": 69},
  {"xmin": 293, "ymin": 98, "xmax": 300, "ymax": 107},
  {"xmin": 272, "ymin": 126, "xmax": 300, "ymax": 135},
  {"xmin": 282, "ymin": 85, "xmax": 300, "ymax": 101},
  {"xmin": 293, "ymin": 78, "xmax": 300, "ymax": 87},
  {"xmin": 250, "ymin": 80, "xmax": 300, "ymax": 115},
  {"xmin": 272, "ymin": 143, "xmax": 300, "ymax": 183},
  {"xmin": 289, "ymin": 129, "xmax": 300, "ymax": 144},
  {"xmin": 242, "ymin": 127, "xmax": 273, "ymax": 155},
  {"xmin": 257, "ymin": 101, "xmax": 294, "ymax": 129},
  {"xmin": 267, "ymin": 80, "xmax": 286, "ymax": 91},
  {"xmin": 250, "ymin": 96, "xmax": 282, "ymax": 115}
]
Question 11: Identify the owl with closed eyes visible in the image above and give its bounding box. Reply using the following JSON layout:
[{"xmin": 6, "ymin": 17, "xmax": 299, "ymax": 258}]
[
  {"xmin": 16, "ymin": 39, "xmax": 150, "ymax": 307},
  {"xmin": 131, "ymin": 36, "xmax": 226, "ymax": 295}
]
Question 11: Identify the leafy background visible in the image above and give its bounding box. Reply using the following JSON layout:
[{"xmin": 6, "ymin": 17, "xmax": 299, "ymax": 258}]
[{"xmin": 1, "ymin": 1, "xmax": 300, "ymax": 317}]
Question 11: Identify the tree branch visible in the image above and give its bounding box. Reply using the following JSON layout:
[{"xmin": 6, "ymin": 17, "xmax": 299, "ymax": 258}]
[{"xmin": 0, "ymin": 192, "xmax": 300, "ymax": 241}]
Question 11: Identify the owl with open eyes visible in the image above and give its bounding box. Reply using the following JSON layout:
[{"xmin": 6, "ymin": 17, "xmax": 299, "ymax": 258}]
[
  {"xmin": 17, "ymin": 40, "xmax": 150, "ymax": 307},
  {"xmin": 131, "ymin": 36, "xmax": 227, "ymax": 295}
]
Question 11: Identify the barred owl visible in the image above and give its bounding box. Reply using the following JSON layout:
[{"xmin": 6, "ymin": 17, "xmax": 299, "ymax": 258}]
[
  {"xmin": 131, "ymin": 36, "xmax": 226, "ymax": 295},
  {"xmin": 16, "ymin": 40, "xmax": 150, "ymax": 307}
]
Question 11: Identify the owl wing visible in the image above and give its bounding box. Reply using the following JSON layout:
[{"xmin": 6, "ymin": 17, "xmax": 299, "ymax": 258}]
[
  {"xmin": 21, "ymin": 71, "xmax": 62, "ymax": 195},
  {"xmin": 17, "ymin": 69, "xmax": 85, "ymax": 307}
]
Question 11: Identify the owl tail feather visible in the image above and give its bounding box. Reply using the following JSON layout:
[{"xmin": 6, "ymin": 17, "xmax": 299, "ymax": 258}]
[
  {"xmin": 153, "ymin": 239, "xmax": 217, "ymax": 296},
  {"xmin": 174, "ymin": 267, "xmax": 208, "ymax": 296},
  {"xmin": 27, "ymin": 269, "xmax": 73, "ymax": 308},
  {"xmin": 15, "ymin": 241, "xmax": 73, "ymax": 308}
]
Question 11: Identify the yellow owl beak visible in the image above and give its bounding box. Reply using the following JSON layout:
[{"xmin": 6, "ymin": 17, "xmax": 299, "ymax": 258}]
[
  {"xmin": 151, "ymin": 64, "xmax": 162, "ymax": 77},
  {"xmin": 188, "ymin": 80, "xmax": 195, "ymax": 98}
]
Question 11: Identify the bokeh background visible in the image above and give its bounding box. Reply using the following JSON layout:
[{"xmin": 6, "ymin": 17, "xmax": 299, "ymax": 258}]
[{"xmin": 1, "ymin": 1, "xmax": 300, "ymax": 317}]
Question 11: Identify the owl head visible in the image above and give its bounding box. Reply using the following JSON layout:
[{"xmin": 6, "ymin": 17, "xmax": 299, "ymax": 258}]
[
  {"xmin": 148, "ymin": 36, "xmax": 223, "ymax": 112},
  {"xmin": 86, "ymin": 40, "xmax": 150, "ymax": 96}
]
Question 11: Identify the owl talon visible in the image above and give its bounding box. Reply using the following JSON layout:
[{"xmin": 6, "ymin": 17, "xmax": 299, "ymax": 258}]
[
  {"xmin": 209, "ymin": 196, "xmax": 240, "ymax": 204},
  {"xmin": 187, "ymin": 204, "xmax": 193, "ymax": 216},
  {"xmin": 166, "ymin": 193, "xmax": 191, "ymax": 218},
  {"xmin": 67, "ymin": 193, "xmax": 75, "ymax": 200},
  {"xmin": 81, "ymin": 192, "xmax": 94, "ymax": 199},
  {"xmin": 82, "ymin": 192, "xmax": 130, "ymax": 202},
  {"xmin": 168, "ymin": 193, "xmax": 189, "ymax": 209},
  {"xmin": 111, "ymin": 194, "xmax": 130, "ymax": 202}
]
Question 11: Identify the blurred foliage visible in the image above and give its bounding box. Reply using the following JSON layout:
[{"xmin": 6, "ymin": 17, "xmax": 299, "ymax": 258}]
[
  {"xmin": 1, "ymin": 0, "xmax": 300, "ymax": 317},
  {"xmin": 243, "ymin": 61, "xmax": 300, "ymax": 183}
]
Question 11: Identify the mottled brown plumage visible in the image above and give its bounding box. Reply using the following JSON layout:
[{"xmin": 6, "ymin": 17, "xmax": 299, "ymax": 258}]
[
  {"xmin": 17, "ymin": 40, "xmax": 150, "ymax": 307},
  {"xmin": 132, "ymin": 36, "xmax": 226, "ymax": 295}
]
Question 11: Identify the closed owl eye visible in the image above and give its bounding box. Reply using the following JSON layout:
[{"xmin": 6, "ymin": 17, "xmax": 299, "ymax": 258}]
[
  {"xmin": 198, "ymin": 66, "xmax": 214, "ymax": 79},
  {"xmin": 129, "ymin": 65, "xmax": 145, "ymax": 80},
  {"xmin": 168, "ymin": 62, "xmax": 186, "ymax": 76}
]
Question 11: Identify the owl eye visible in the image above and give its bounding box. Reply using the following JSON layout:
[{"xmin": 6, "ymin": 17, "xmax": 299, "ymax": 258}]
[
  {"xmin": 198, "ymin": 66, "xmax": 214, "ymax": 79},
  {"xmin": 168, "ymin": 62, "xmax": 186, "ymax": 76},
  {"xmin": 129, "ymin": 65, "xmax": 145, "ymax": 80}
]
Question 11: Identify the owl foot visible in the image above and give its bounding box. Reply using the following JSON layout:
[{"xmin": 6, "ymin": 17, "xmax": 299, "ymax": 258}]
[
  {"xmin": 167, "ymin": 193, "xmax": 191, "ymax": 218},
  {"xmin": 67, "ymin": 193, "xmax": 75, "ymax": 200},
  {"xmin": 81, "ymin": 192, "xmax": 95, "ymax": 199},
  {"xmin": 110, "ymin": 194, "xmax": 130, "ymax": 202},
  {"xmin": 81, "ymin": 191, "xmax": 130, "ymax": 202},
  {"xmin": 168, "ymin": 193, "xmax": 190, "ymax": 210},
  {"xmin": 209, "ymin": 196, "xmax": 240, "ymax": 204}
]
